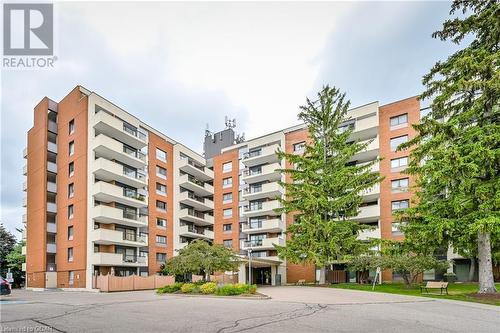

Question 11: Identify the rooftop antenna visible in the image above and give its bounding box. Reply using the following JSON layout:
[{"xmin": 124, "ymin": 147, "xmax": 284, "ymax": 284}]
[
  {"xmin": 205, "ymin": 123, "xmax": 212, "ymax": 137},
  {"xmin": 225, "ymin": 116, "xmax": 236, "ymax": 129}
]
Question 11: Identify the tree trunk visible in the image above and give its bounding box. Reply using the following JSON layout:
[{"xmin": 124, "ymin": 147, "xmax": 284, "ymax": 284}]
[
  {"xmin": 468, "ymin": 257, "xmax": 476, "ymax": 282},
  {"xmin": 477, "ymin": 231, "xmax": 497, "ymax": 294},
  {"xmin": 319, "ymin": 267, "xmax": 326, "ymax": 284}
]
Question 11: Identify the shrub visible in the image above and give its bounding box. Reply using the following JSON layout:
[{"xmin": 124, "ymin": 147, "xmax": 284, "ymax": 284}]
[
  {"xmin": 215, "ymin": 283, "xmax": 257, "ymax": 296},
  {"xmin": 181, "ymin": 283, "xmax": 196, "ymax": 293},
  {"xmin": 200, "ymin": 282, "xmax": 217, "ymax": 294},
  {"xmin": 157, "ymin": 282, "xmax": 183, "ymax": 294}
]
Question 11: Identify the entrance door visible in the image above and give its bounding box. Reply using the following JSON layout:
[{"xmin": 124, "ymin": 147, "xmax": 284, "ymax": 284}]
[
  {"xmin": 255, "ymin": 267, "xmax": 272, "ymax": 285},
  {"xmin": 45, "ymin": 272, "xmax": 57, "ymax": 288}
]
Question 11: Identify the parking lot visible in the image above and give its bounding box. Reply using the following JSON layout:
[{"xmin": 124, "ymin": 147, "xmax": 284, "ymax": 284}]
[{"xmin": 1, "ymin": 287, "xmax": 499, "ymax": 332}]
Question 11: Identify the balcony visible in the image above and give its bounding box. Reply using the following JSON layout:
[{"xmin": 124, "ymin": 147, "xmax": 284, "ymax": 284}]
[
  {"xmin": 241, "ymin": 237, "xmax": 285, "ymax": 251},
  {"xmin": 353, "ymin": 136, "xmax": 379, "ymax": 163},
  {"xmin": 242, "ymin": 144, "xmax": 280, "ymax": 167},
  {"xmin": 92, "ymin": 205, "xmax": 148, "ymax": 228},
  {"xmin": 92, "ymin": 158, "xmax": 147, "ymax": 188},
  {"xmin": 47, "ymin": 181, "xmax": 57, "ymax": 193},
  {"xmin": 47, "ymin": 202, "xmax": 57, "ymax": 213},
  {"xmin": 22, "ymin": 197, "xmax": 27, "ymax": 207},
  {"xmin": 178, "ymin": 158, "xmax": 213, "ymax": 181},
  {"xmin": 243, "ymin": 200, "xmax": 281, "ymax": 218},
  {"xmin": 23, "ymin": 147, "xmax": 28, "ymax": 159},
  {"xmin": 48, "ymin": 142, "xmax": 57, "ymax": 154},
  {"xmin": 48, "ymin": 120, "xmax": 58, "ymax": 133},
  {"xmin": 353, "ymin": 204, "xmax": 380, "ymax": 223},
  {"xmin": 90, "ymin": 252, "xmax": 148, "ymax": 267},
  {"xmin": 23, "ymin": 164, "xmax": 27, "ymax": 175},
  {"xmin": 243, "ymin": 182, "xmax": 282, "ymax": 201},
  {"xmin": 21, "ymin": 246, "xmax": 27, "ymax": 255},
  {"xmin": 179, "ymin": 225, "xmax": 214, "ymax": 240},
  {"xmin": 242, "ymin": 163, "xmax": 281, "ymax": 184},
  {"xmin": 47, "ymin": 223, "xmax": 57, "ymax": 233},
  {"xmin": 22, "ymin": 181, "xmax": 27, "ymax": 191},
  {"xmin": 46, "ymin": 243, "xmax": 56, "ymax": 253},
  {"xmin": 93, "ymin": 181, "xmax": 148, "ymax": 208},
  {"xmin": 358, "ymin": 226, "xmax": 381, "ymax": 241},
  {"xmin": 90, "ymin": 228, "xmax": 148, "ymax": 247},
  {"xmin": 179, "ymin": 208, "xmax": 214, "ymax": 226},
  {"xmin": 21, "ymin": 229, "xmax": 26, "ymax": 240},
  {"xmin": 242, "ymin": 218, "xmax": 284, "ymax": 234},
  {"xmin": 179, "ymin": 191, "xmax": 214, "ymax": 211},
  {"xmin": 47, "ymin": 161, "xmax": 57, "ymax": 173},
  {"xmin": 22, "ymin": 214, "xmax": 27, "ymax": 223},
  {"xmin": 93, "ymin": 110, "xmax": 147, "ymax": 149},
  {"xmin": 179, "ymin": 174, "xmax": 214, "ymax": 197},
  {"xmin": 21, "ymin": 263, "xmax": 26, "ymax": 272},
  {"xmin": 93, "ymin": 134, "xmax": 146, "ymax": 169},
  {"xmin": 360, "ymin": 183, "xmax": 380, "ymax": 202}
]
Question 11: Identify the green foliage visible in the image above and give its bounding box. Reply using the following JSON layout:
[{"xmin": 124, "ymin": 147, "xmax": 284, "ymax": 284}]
[
  {"xmin": 161, "ymin": 240, "xmax": 240, "ymax": 279},
  {"xmin": 0, "ymin": 224, "xmax": 17, "ymax": 274},
  {"xmin": 398, "ymin": 0, "xmax": 499, "ymax": 292},
  {"xmin": 276, "ymin": 86, "xmax": 382, "ymax": 266},
  {"xmin": 199, "ymin": 282, "xmax": 217, "ymax": 294},
  {"xmin": 215, "ymin": 283, "xmax": 256, "ymax": 296},
  {"xmin": 181, "ymin": 283, "xmax": 196, "ymax": 293},
  {"xmin": 157, "ymin": 282, "xmax": 183, "ymax": 294}
]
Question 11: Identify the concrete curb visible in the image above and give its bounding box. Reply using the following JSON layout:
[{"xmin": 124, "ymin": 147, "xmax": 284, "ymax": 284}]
[{"xmin": 157, "ymin": 293, "xmax": 271, "ymax": 300}]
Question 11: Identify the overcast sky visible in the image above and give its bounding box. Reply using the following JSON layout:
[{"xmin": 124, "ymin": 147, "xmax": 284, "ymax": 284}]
[{"xmin": 1, "ymin": 1, "xmax": 458, "ymax": 236}]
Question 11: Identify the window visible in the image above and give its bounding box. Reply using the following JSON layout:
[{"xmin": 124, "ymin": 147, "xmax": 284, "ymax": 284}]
[
  {"xmin": 67, "ymin": 248, "xmax": 74, "ymax": 262},
  {"xmin": 293, "ymin": 141, "xmax": 306, "ymax": 152},
  {"xmin": 156, "ymin": 165, "xmax": 167, "ymax": 179},
  {"xmin": 69, "ymin": 141, "xmax": 75, "ymax": 156},
  {"xmin": 390, "ymin": 113, "xmax": 408, "ymax": 127},
  {"xmin": 156, "ymin": 253, "xmax": 166, "ymax": 263},
  {"xmin": 392, "ymin": 200, "xmax": 409, "ymax": 211},
  {"xmin": 223, "ymin": 208, "xmax": 232, "ymax": 218},
  {"xmin": 68, "ymin": 271, "xmax": 74, "ymax": 285},
  {"xmin": 68, "ymin": 226, "xmax": 74, "ymax": 240},
  {"xmin": 156, "ymin": 148, "xmax": 167, "ymax": 162},
  {"xmin": 156, "ymin": 218, "xmax": 166, "ymax": 228},
  {"xmin": 222, "ymin": 161, "xmax": 232, "ymax": 173},
  {"xmin": 391, "ymin": 178, "xmax": 409, "ymax": 192},
  {"xmin": 156, "ymin": 183, "xmax": 166, "ymax": 195},
  {"xmin": 68, "ymin": 183, "xmax": 74, "ymax": 198},
  {"xmin": 156, "ymin": 200, "xmax": 166, "ymax": 212},
  {"xmin": 94, "ymin": 245, "xmax": 99, "ymax": 253},
  {"xmin": 223, "ymin": 239, "xmax": 233, "ymax": 248},
  {"xmin": 223, "ymin": 224, "xmax": 232, "ymax": 232},
  {"xmin": 156, "ymin": 235, "xmax": 166, "ymax": 246},
  {"xmin": 390, "ymin": 135, "xmax": 408, "ymax": 151},
  {"xmin": 68, "ymin": 205, "xmax": 74, "ymax": 219},
  {"xmin": 222, "ymin": 177, "xmax": 232, "ymax": 189},
  {"xmin": 223, "ymin": 193, "xmax": 233, "ymax": 204},
  {"xmin": 69, "ymin": 119, "xmax": 75, "ymax": 135},
  {"xmin": 68, "ymin": 162, "xmax": 74, "ymax": 177},
  {"xmin": 390, "ymin": 156, "xmax": 408, "ymax": 169}
]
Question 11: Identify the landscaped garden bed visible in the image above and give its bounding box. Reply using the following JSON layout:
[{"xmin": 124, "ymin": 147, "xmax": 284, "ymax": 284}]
[{"xmin": 157, "ymin": 281, "xmax": 261, "ymax": 297}]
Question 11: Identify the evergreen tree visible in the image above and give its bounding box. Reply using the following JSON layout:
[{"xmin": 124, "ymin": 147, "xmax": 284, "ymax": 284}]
[
  {"xmin": 401, "ymin": 0, "xmax": 499, "ymax": 293},
  {"xmin": 0, "ymin": 223, "xmax": 17, "ymax": 276},
  {"xmin": 276, "ymin": 86, "xmax": 382, "ymax": 282}
]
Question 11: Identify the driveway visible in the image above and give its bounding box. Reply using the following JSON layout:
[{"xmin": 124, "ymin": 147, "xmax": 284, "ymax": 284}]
[{"xmin": 1, "ymin": 287, "xmax": 499, "ymax": 332}]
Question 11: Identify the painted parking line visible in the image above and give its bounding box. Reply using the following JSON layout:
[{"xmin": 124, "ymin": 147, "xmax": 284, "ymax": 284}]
[{"xmin": 0, "ymin": 300, "xmax": 29, "ymax": 304}]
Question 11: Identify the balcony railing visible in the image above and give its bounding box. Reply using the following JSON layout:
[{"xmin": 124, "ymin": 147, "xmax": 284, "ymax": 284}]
[
  {"xmin": 122, "ymin": 210, "xmax": 147, "ymax": 221},
  {"xmin": 123, "ymin": 167, "xmax": 147, "ymax": 182},
  {"xmin": 187, "ymin": 208, "xmax": 205, "ymax": 219},
  {"xmin": 187, "ymin": 174, "xmax": 205, "ymax": 187},
  {"xmin": 123, "ymin": 123, "xmax": 147, "ymax": 141},
  {"xmin": 122, "ymin": 233, "xmax": 147, "ymax": 243},
  {"xmin": 123, "ymin": 188, "xmax": 145, "ymax": 201},
  {"xmin": 244, "ymin": 239, "xmax": 263, "ymax": 247},
  {"xmin": 244, "ymin": 168, "xmax": 262, "ymax": 176},
  {"xmin": 244, "ymin": 149, "xmax": 262, "ymax": 159},
  {"xmin": 186, "ymin": 191, "xmax": 205, "ymax": 203},
  {"xmin": 185, "ymin": 225, "xmax": 205, "ymax": 235},
  {"xmin": 123, "ymin": 146, "xmax": 146, "ymax": 161},
  {"xmin": 244, "ymin": 185, "xmax": 263, "ymax": 195},
  {"xmin": 245, "ymin": 202, "xmax": 263, "ymax": 212},
  {"xmin": 123, "ymin": 254, "xmax": 147, "ymax": 263},
  {"xmin": 185, "ymin": 158, "xmax": 205, "ymax": 172}
]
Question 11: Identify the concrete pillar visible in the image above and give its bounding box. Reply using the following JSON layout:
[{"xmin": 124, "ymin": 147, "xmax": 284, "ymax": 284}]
[
  {"xmin": 238, "ymin": 263, "xmax": 246, "ymax": 284},
  {"xmin": 271, "ymin": 265, "xmax": 277, "ymax": 286}
]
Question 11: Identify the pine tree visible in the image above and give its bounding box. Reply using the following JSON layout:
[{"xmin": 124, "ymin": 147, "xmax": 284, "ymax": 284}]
[
  {"xmin": 276, "ymin": 86, "xmax": 382, "ymax": 282},
  {"xmin": 401, "ymin": 0, "xmax": 499, "ymax": 293}
]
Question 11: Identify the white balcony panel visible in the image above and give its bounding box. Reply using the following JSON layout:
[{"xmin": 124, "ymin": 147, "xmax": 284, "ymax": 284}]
[
  {"xmin": 21, "ymin": 263, "xmax": 26, "ymax": 271},
  {"xmin": 22, "ymin": 229, "xmax": 26, "ymax": 240},
  {"xmin": 21, "ymin": 246, "xmax": 27, "ymax": 255},
  {"xmin": 47, "ymin": 203, "xmax": 57, "ymax": 213},
  {"xmin": 242, "ymin": 218, "xmax": 284, "ymax": 234},
  {"xmin": 22, "ymin": 214, "xmax": 27, "ymax": 223},
  {"xmin": 241, "ymin": 237, "xmax": 285, "ymax": 251},
  {"xmin": 178, "ymin": 174, "xmax": 214, "ymax": 197},
  {"xmin": 47, "ymin": 223, "xmax": 57, "ymax": 233},
  {"xmin": 92, "ymin": 158, "xmax": 147, "ymax": 188},
  {"xmin": 242, "ymin": 144, "xmax": 280, "ymax": 167},
  {"xmin": 353, "ymin": 136, "xmax": 379, "ymax": 163},
  {"xmin": 179, "ymin": 225, "xmax": 214, "ymax": 240},
  {"xmin": 178, "ymin": 158, "xmax": 213, "ymax": 181},
  {"xmin": 48, "ymin": 142, "xmax": 57, "ymax": 154},
  {"xmin": 93, "ymin": 181, "xmax": 148, "ymax": 208},
  {"xmin": 90, "ymin": 228, "xmax": 148, "ymax": 247},
  {"xmin": 90, "ymin": 252, "xmax": 148, "ymax": 267},
  {"xmin": 22, "ymin": 181, "xmax": 27, "ymax": 191},
  {"xmin": 92, "ymin": 205, "xmax": 148, "ymax": 228},
  {"xmin": 358, "ymin": 227, "xmax": 381, "ymax": 241},
  {"xmin": 179, "ymin": 208, "xmax": 214, "ymax": 226},
  {"xmin": 47, "ymin": 161, "xmax": 57, "ymax": 173},
  {"xmin": 242, "ymin": 163, "xmax": 282, "ymax": 184},
  {"xmin": 22, "ymin": 197, "xmax": 27, "ymax": 207},
  {"xmin": 243, "ymin": 182, "xmax": 283, "ymax": 201},
  {"xmin": 93, "ymin": 110, "xmax": 147, "ymax": 149},
  {"xmin": 93, "ymin": 134, "xmax": 146, "ymax": 169},
  {"xmin": 23, "ymin": 164, "xmax": 27, "ymax": 175},
  {"xmin": 351, "ymin": 204, "xmax": 380, "ymax": 223},
  {"xmin": 46, "ymin": 243, "xmax": 57, "ymax": 253},
  {"xmin": 23, "ymin": 147, "xmax": 28, "ymax": 158},
  {"xmin": 47, "ymin": 181, "xmax": 57, "ymax": 193},
  {"xmin": 179, "ymin": 191, "xmax": 214, "ymax": 211},
  {"xmin": 360, "ymin": 183, "xmax": 380, "ymax": 202},
  {"xmin": 243, "ymin": 200, "xmax": 281, "ymax": 218}
]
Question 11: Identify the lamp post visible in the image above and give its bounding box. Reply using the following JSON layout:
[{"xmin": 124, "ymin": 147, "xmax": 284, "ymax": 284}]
[{"xmin": 248, "ymin": 248, "xmax": 253, "ymax": 285}]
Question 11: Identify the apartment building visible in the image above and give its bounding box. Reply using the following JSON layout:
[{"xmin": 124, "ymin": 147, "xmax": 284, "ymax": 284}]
[{"xmin": 22, "ymin": 85, "xmax": 420, "ymax": 289}]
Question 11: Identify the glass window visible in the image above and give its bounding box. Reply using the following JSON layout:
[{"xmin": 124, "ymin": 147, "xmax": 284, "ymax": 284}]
[
  {"xmin": 156, "ymin": 148, "xmax": 167, "ymax": 162},
  {"xmin": 68, "ymin": 183, "xmax": 74, "ymax": 198},
  {"xmin": 69, "ymin": 141, "xmax": 75, "ymax": 156},
  {"xmin": 222, "ymin": 161, "xmax": 232, "ymax": 173},
  {"xmin": 69, "ymin": 162, "xmax": 74, "ymax": 177},
  {"xmin": 68, "ymin": 226, "xmax": 74, "ymax": 240},
  {"xmin": 223, "ymin": 224, "xmax": 232, "ymax": 232},
  {"xmin": 156, "ymin": 218, "xmax": 166, "ymax": 228},
  {"xmin": 223, "ymin": 239, "xmax": 233, "ymax": 248},
  {"xmin": 223, "ymin": 192, "xmax": 233, "ymax": 204},
  {"xmin": 391, "ymin": 200, "xmax": 409, "ymax": 211},
  {"xmin": 223, "ymin": 208, "xmax": 232, "ymax": 218},
  {"xmin": 68, "ymin": 205, "xmax": 74, "ymax": 219},
  {"xmin": 69, "ymin": 119, "xmax": 75, "ymax": 135},
  {"xmin": 68, "ymin": 271, "xmax": 74, "ymax": 284},
  {"xmin": 293, "ymin": 141, "xmax": 306, "ymax": 152},
  {"xmin": 156, "ymin": 165, "xmax": 167, "ymax": 179},
  {"xmin": 390, "ymin": 135, "xmax": 408, "ymax": 151},
  {"xmin": 391, "ymin": 178, "xmax": 409, "ymax": 191},
  {"xmin": 156, "ymin": 235, "xmax": 166, "ymax": 245},
  {"xmin": 390, "ymin": 157, "xmax": 408, "ymax": 169},
  {"xmin": 223, "ymin": 177, "xmax": 232, "ymax": 188},
  {"xmin": 390, "ymin": 113, "xmax": 408, "ymax": 127},
  {"xmin": 156, "ymin": 183, "xmax": 166, "ymax": 195},
  {"xmin": 67, "ymin": 248, "xmax": 74, "ymax": 262},
  {"xmin": 156, "ymin": 200, "xmax": 166, "ymax": 212},
  {"xmin": 156, "ymin": 253, "xmax": 166, "ymax": 263}
]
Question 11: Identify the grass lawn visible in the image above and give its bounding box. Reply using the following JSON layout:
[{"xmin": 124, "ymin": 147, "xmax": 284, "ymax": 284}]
[{"xmin": 330, "ymin": 282, "xmax": 500, "ymax": 306}]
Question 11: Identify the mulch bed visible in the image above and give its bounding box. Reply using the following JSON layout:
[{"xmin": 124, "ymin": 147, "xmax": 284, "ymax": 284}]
[{"xmin": 466, "ymin": 293, "xmax": 500, "ymax": 301}]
